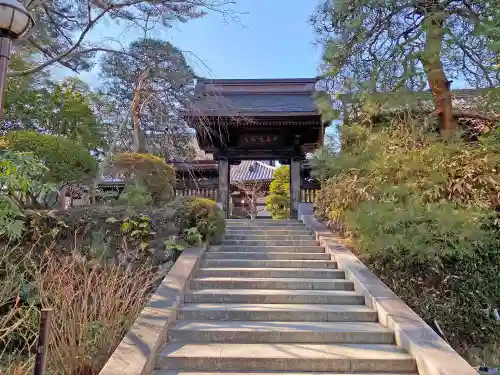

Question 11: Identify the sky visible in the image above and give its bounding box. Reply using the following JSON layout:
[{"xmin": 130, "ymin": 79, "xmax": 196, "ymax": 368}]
[
  {"xmin": 68, "ymin": 0, "xmax": 324, "ymax": 86},
  {"xmin": 165, "ymin": 0, "xmax": 323, "ymax": 79}
]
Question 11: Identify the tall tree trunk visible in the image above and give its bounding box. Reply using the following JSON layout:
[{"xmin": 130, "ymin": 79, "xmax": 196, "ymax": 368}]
[
  {"xmin": 131, "ymin": 99, "xmax": 146, "ymax": 153},
  {"xmin": 421, "ymin": 6, "xmax": 457, "ymax": 136},
  {"xmin": 131, "ymin": 70, "xmax": 149, "ymax": 153}
]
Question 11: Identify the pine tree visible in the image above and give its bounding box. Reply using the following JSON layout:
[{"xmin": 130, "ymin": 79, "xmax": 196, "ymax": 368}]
[{"xmin": 312, "ymin": 0, "xmax": 499, "ymax": 135}]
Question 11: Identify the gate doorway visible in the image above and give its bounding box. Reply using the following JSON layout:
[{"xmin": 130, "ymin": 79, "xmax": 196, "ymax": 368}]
[{"xmin": 186, "ymin": 78, "xmax": 329, "ymax": 219}]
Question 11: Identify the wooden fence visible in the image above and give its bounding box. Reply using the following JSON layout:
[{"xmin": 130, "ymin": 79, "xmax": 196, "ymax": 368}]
[{"xmin": 174, "ymin": 181, "xmax": 321, "ymax": 203}]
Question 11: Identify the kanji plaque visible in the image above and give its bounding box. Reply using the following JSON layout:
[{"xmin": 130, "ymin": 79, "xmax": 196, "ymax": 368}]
[{"xmin": 239, "ymin": 133, "xmax": 282, "ymax": 147}]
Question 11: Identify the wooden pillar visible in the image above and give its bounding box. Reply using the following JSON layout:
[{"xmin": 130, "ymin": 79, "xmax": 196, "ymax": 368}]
[
  {"xmin": 218, "ymin": 156, "xmax": 230, "ymax": 218},
  {"xmin": 290, "ymin": 156, "xmax": 301, "ymax": 219}
]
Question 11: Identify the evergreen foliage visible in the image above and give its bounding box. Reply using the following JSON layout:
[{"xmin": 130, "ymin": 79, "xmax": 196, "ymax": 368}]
[
  {"xmin": 313, "ymin": 124, "xmax": 500, "ymax": 362},
  {"xmin": 2, "ymin": 131, "xmax": 98, "ymax": 185},
  {"xmin": 265, "ymin": 165, "xmax": 290, "ymax": 219},
  {"xmin": 174, "ymin": 197, "xmax": 226, "ymax": 244},
  {"xmin": 100, "ymin": 38, "xmax": 195, "ymax": 156},
  {"xmin": 108, "ymin": 153, "xmax": 176, "ymax": 206},
  {"xmin": 312, "ymin": 0, "xmax": 500, "ymax": 133}
]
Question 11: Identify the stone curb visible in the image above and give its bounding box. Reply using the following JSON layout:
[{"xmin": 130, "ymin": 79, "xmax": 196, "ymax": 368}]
[
  {"xmin": 99, "ymin": 244, "xmax": 207, "ymax": 375},
  {"xmin": 300, "ymin": 214, "xmax": 477, "ymax": 375}
]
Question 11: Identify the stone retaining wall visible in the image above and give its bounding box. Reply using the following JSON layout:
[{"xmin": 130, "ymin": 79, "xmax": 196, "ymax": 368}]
[{"xmin": 99, "ymin": 245, "xmax": 207, "ymax": 375}]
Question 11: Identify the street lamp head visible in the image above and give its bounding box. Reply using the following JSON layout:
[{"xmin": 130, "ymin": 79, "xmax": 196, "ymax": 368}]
[{"xmin": 0, "ymin": 0, "xmax": 34, "ymax": 39}]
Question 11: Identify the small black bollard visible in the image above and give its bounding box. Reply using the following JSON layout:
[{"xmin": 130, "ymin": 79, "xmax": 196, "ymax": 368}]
[{"xmin": 34, "ymin": 308, "xmax": 53, "ymax": 375}]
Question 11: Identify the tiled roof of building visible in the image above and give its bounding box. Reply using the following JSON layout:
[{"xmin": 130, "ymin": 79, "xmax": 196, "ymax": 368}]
[
  {"xmin": 339, "ymin": 88, "xmax": 488, "ymax": 102},
  {"xmin": 99, "ymin": 160, "xmax": 277, "ymax": 186},
  {"xmin": 340, "ymin": 88, "xmax": 498, "ymax": 127},
  {"xmin": 189, "ymin": 78, "xmax": 320, "ymax": 116},
  {"xmin": 230, "ymin": 160, "xmax": 276, "ymax": 183}
]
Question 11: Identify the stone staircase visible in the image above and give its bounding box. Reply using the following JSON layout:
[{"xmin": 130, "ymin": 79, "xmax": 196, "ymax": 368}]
[{"xmin": 155, "ymin": 219, "xmax": 418, "ymax": 374}]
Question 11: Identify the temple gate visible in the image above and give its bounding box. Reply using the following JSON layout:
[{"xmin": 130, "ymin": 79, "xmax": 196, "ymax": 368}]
[{"xmin": 187, "ymin": 78, "xmax": 328, "ymax": 219}]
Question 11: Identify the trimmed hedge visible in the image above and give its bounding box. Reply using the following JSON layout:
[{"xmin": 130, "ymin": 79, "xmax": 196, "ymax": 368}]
[
  {"xmin": 2, "ymin": 130, "xmax": 98, "ymax": 183},
  {"xmin": 108, "ymin": 153, "xmax": 176, "ymax": 205}
]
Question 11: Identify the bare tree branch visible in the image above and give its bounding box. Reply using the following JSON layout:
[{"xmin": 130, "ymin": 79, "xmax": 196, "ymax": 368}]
[{"xmin": 10, "ymin": 0, "xmax": 239, "ymax": 77}]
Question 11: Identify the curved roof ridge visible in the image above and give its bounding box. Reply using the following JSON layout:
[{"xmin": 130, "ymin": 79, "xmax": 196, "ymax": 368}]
[{"xmin": 257, "ymin": 161, "xmax": 277, "ymax": 171}]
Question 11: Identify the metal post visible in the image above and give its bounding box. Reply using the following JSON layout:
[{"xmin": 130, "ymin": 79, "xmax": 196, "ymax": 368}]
[
  {"xmin": 0, "ymin": 37, "xmax": 12, "ymax": 123},
  {"xmin": 218, "ymin": 156, "xmax": 229, "ymax": 218},
  {"xmin": 34, "ymin": 308, "xmax": 53, "ymax": 375},
  {"xmin": 290, "ymin": 156, "xmax": 301, "ymax": 219}
]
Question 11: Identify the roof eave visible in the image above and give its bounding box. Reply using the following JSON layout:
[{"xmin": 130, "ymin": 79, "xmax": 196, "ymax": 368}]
[{"xmin": 186, "ymin": 111, "xmax": 321, "ymax": 118}]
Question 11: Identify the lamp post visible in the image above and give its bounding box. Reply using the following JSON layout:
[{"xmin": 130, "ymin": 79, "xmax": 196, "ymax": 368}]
[{"xmin": 0, "ymin": 0, "xmax": 34, "ymax": 121}]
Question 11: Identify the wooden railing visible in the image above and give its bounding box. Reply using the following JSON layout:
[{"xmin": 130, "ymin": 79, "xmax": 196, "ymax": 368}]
[
  {"xmin": 175, "ymin": 188, "xmax": 218, "ymax": 200},
  {"xmin": 175, "ymin": 180, "xmax": 219, "ymax": 200},
  {"xmin": 174, "ymin": 180, "xmax": 321, "ymax": 203}
]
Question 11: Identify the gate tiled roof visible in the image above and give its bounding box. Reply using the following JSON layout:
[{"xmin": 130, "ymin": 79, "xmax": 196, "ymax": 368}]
[
  {"xmin": 230, "ymin": 160, "xmax": 276, "ymax": 183},
  {"xmin": 190, "ymin": 78, "xmax": 320, "ymax": 116}
]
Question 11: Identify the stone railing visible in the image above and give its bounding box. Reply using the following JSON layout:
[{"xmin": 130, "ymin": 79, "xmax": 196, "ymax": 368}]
[
  {"xmin": 99, "ymin": 244, "xmax": 207, "ymax": 375},
  {"xmin": 299, "ymin": 206, "xmax": 477, "ymax": 375}
]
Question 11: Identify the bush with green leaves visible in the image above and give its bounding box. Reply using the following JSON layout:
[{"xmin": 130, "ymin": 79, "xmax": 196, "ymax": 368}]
[
  {"xmin": 354, "ymin": 201, "xmax": 500, "ymax": 359},
  {"xmin": 174, "ymin": 197, "xmax": 225, "ymax": 244},
  {"xmin": 314, "ymin": 125, "xmax": 500, "ymax": 227},
  {"xmin": 312, "ymin": 124, "xmax": 500, "ymax": 362},
  {"xmin": 183, "ymin": 227, "xmax": 203, "ymax": 246},
  {"xmin": 0, "ymin": 150, "xmax": 55, "ymax": 240},
  {"xmin": 2, "ymin": 131, "xmax": 98, "ymax": 185},
  {"xmin": 164, "ymin": 236, "xmax": 185, "ymax": 261},
  {"xmin": 108, "ymin": 153, "xmax": 176, "ymax": 205},
  {"xmin": 115, "ymin": 183, "xmax": 153, "ymax": 212},
  {"xmin": 265, "ymin": 165, "xmax": 290, "ymax": 219}
]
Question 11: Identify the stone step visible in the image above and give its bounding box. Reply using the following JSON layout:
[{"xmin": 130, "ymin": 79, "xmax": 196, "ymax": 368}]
[
  {"xmin": 155, "ymin": 372, "xmax": 418, "ymax": 375},
  {"xmin": 204, "ymin": 252, "xmax": 330, "ymax": 260},
  {"xmin": 225, "ymin": 229, "xmax": 312, "ymax": 235},
  {"xmin": 190, "ymin": 277, "xmax": 353, "ymax": 291},
  {"xmin": 185, "ymin": 289, "xmax": 365, "ymax": 305},
  {"xmin": 226, "ymin": 223, "xmax": 305, "ymax": 228},
  {"xmin": 224, "ymin": 234, "xmax": 315, "ymax": 241},
  {"xmin": 226, "ymin": 219, "xmax": 302, "ymax": 224},
  {"xmin": 178, "ymin": 303, "xmax": 378, "ymax": 322},
  {"xmin": 196, "ymin": 267, "xmax": 346, "ymax": 279},
  {"xmin": 157, "ymin": 343, "xmax": 417, "ymax": 372},
  {"xmin": 168, "ymin": 321, "xmax": 394, "ymax": 344},
  {"xmin": 222, "ymin": 239, "xmax": 318, "ymax": 246},
  {"xmin": 208, "ymin": 245, "xmax": 325, "ymax": 253},
  {"xmin": 201, "ymin": 259, "xmax": 337, "ymax": 269}
]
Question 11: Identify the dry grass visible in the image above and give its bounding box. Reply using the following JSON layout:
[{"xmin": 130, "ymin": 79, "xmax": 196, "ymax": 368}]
[{"xmin": 0, "ymin": 247, "xmax": 158, "ymax": 375}]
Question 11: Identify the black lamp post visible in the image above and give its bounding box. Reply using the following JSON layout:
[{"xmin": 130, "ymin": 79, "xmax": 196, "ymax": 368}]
[{"xmin": 0, "ymin": 0, "xmax": 34, "ymax": 121}]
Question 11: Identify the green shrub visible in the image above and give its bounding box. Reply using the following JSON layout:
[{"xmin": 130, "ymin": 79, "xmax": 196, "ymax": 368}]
[
  {"xmin": 174, "ymin": 197, "xmax": 225, "ymax": 244},
  {"xmin": 312, "ymin": 124, "xmax": 500, "ymax": 362},
  {"xmin": 345, "ymin": 199, "xmax": 496, "ymax": 261},
  {"xmin": 314, "ymin": 125, "xmax": 500, "ymax": 228},
  {"xmin": 265, "ymin": 165, "xmax": 290, "ymax": 219},
  {"xmin": 115, "ymin": 183, "xmax": 152, "ymax": 211},
  {"xmin": 183, "ymin": 227, "xmax": 203, "ymax": 246},
  {"xmin": 3, "ymin": 130, "xmax": 98, "ymax": 184},
  {"xmin": 109, "ymin": 153, "xmax": 175, "ymax": 205},
  {"xmin": 0, "ymin": 150, "xmax": 55, "ymax": 240},
  {"xmin": 22, "ymin": 205, "xmax": 177, "ymax": 259},
  {"xmin": 359, "ymin": 212, "xmax": 500, "ymax": 356},
  {"xmin": 164, "ymin": 236, "xmax": 185, "ymax": 261}
]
